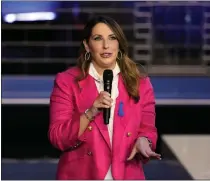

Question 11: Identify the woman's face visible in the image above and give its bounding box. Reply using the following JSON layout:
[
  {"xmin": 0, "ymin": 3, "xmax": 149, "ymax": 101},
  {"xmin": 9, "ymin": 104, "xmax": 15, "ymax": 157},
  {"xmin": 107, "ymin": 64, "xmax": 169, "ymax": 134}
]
[{"xmin": 84, "ymin": 23, "xmax": 119, "ymax": 70}]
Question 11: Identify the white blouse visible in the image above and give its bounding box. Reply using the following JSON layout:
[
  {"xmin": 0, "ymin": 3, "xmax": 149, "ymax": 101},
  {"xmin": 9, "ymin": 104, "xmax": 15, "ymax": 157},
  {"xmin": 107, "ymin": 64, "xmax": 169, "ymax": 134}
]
[{"xmin": 89, "ymin": 62, "xmax": 120, "ymax": 180}]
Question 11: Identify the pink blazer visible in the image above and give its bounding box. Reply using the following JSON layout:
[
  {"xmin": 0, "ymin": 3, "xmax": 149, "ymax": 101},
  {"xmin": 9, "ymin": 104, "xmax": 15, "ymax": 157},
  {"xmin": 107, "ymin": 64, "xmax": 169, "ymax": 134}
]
[{"xmin": 49, "ymin": 67, "xmax": 157, "ymax": 180}]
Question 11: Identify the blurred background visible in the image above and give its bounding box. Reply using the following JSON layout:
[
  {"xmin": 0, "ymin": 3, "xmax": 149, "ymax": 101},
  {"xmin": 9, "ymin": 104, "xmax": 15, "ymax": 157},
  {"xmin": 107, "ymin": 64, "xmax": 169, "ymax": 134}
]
[{"xmin": 2, "ymin": 1, "xmax": 210, "ymax": 180}]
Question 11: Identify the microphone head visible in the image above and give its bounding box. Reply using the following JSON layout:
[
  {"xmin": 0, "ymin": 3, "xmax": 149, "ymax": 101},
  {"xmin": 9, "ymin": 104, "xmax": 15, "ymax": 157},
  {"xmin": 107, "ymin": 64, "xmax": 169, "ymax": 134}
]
[{"xmin": 103, "ymin": 69, "xmax": 113, "ymax": 82}]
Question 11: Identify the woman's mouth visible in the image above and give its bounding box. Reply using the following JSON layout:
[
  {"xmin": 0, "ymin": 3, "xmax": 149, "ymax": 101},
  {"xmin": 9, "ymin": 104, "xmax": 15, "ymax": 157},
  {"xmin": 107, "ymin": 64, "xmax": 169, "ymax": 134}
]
[{"xmin": 100, "ymin": 53, "xmax": 112, "ymax": 58}]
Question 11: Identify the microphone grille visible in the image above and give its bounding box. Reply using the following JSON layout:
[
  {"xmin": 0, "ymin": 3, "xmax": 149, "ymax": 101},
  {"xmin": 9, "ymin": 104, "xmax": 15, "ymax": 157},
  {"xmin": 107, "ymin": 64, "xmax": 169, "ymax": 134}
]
[{"xmin": 103, "ymin": 69, "xmax": 113, "ymax": 82}]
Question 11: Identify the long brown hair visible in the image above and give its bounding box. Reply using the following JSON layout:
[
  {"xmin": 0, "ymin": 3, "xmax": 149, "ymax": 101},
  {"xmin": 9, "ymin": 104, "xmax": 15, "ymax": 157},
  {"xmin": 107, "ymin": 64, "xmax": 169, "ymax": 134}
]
[{"xmin": 76, "ymin": 15, "xmax": 144, "ymax": 103}]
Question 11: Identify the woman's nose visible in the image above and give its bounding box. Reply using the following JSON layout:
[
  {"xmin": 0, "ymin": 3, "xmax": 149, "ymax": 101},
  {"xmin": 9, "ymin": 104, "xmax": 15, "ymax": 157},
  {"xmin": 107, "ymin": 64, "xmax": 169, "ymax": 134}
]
[{"xmin": 103, "ymin": 40, "xmax": 109, "ymax": 49}]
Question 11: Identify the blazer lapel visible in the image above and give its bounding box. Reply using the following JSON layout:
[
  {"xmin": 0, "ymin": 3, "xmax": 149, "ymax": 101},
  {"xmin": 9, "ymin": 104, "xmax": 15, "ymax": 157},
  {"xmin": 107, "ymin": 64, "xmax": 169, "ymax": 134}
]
[
  {"xmin": 78, "ymin": 75, "xmax": 111, "ymax": 150},
  {"xmin": 113, "ymin": 74, "xmax": 131, "ymax": 130},
  {"xmin": 112, "ymin": 74, "xmax": 135, "ymax": 158}
]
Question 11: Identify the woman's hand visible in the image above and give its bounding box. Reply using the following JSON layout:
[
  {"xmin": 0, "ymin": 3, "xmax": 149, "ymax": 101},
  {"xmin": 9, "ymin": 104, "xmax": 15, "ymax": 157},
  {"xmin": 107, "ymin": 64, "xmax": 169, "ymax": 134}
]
[
  {"xmin": 89, "ymin": 91, "xmax": 113, "ymax": 117},
  {"xmin": 127, "ymin": 137, "xmax": 161, "ymax": 161},
  {"xmin": 93, "ymin": 91, "xmax": 113, "ymax": 109}
]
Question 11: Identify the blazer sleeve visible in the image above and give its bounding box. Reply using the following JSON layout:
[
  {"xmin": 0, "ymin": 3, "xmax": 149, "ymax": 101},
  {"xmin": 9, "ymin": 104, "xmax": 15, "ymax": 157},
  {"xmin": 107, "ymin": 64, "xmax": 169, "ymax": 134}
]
[
  {"xmin": 48, "ymin": 72, "xmax": 86, "ymax": 151},
  {"xmin": 137, "ymin": 77, "xmax": 158, "ymax": 152}
]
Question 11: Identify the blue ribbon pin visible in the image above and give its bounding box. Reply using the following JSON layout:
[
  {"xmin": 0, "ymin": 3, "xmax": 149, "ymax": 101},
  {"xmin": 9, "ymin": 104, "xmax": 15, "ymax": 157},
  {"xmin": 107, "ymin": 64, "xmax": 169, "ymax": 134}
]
[{"xmin": 118, "ymin": 101, "xmax": 124, "ymax": 117}]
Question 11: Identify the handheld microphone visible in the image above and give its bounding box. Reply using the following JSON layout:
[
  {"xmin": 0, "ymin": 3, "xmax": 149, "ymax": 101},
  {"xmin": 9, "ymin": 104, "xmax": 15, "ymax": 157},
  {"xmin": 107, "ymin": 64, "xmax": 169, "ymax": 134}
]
[{"xmin": 103, "ymin": 69, "xmax": 113, "ymax": 125}]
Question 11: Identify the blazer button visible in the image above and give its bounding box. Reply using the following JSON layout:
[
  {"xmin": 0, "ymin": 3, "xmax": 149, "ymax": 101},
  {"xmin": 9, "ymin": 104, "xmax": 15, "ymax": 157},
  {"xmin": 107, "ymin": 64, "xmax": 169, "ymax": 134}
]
[
  {"xmin": 88, "ymin": 126, "xmax": 92, "ymax": 131},
  {"xmin": 87, "ymin": 151, "xmax": 92, "ymax": 156},
  {"xmin": 127, "ymin": 132, "xmax": 132, "ymax": 137}
]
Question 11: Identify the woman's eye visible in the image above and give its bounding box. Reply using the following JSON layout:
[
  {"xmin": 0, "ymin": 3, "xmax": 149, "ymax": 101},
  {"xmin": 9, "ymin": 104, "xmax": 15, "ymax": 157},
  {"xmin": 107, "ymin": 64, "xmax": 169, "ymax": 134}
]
[
  {"xmin": 110, "ymin": 36, "xmax": 117, "ymax": 40},
  {"xmin": 94, "ymin": 37, "xmax": 101, "ymax": 40}
]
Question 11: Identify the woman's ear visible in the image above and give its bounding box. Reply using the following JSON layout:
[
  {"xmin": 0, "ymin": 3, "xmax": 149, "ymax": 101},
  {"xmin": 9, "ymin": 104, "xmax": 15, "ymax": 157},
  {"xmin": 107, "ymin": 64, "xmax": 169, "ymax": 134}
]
[{"xmin": 83, "ymin": 40, "xmax": 89, "ymax": 52}]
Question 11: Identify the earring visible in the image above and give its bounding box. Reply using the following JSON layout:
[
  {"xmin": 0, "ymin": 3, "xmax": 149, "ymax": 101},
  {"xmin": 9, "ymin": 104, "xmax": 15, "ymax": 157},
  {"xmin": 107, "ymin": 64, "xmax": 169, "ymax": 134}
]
[
  {"xmin": 117, "ymin": 50, "xmax": 123, "ymax": 60},
  {"xmin": 85, "ymin": 51, "xmax": 90, "ymax": 61}
]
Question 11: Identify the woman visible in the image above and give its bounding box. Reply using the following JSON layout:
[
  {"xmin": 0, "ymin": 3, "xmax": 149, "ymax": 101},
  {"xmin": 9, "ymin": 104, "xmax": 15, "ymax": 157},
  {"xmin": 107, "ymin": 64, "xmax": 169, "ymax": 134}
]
[{"xmin": 49, "ymin": 15, "xmax": 161, "ymax": 180}]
